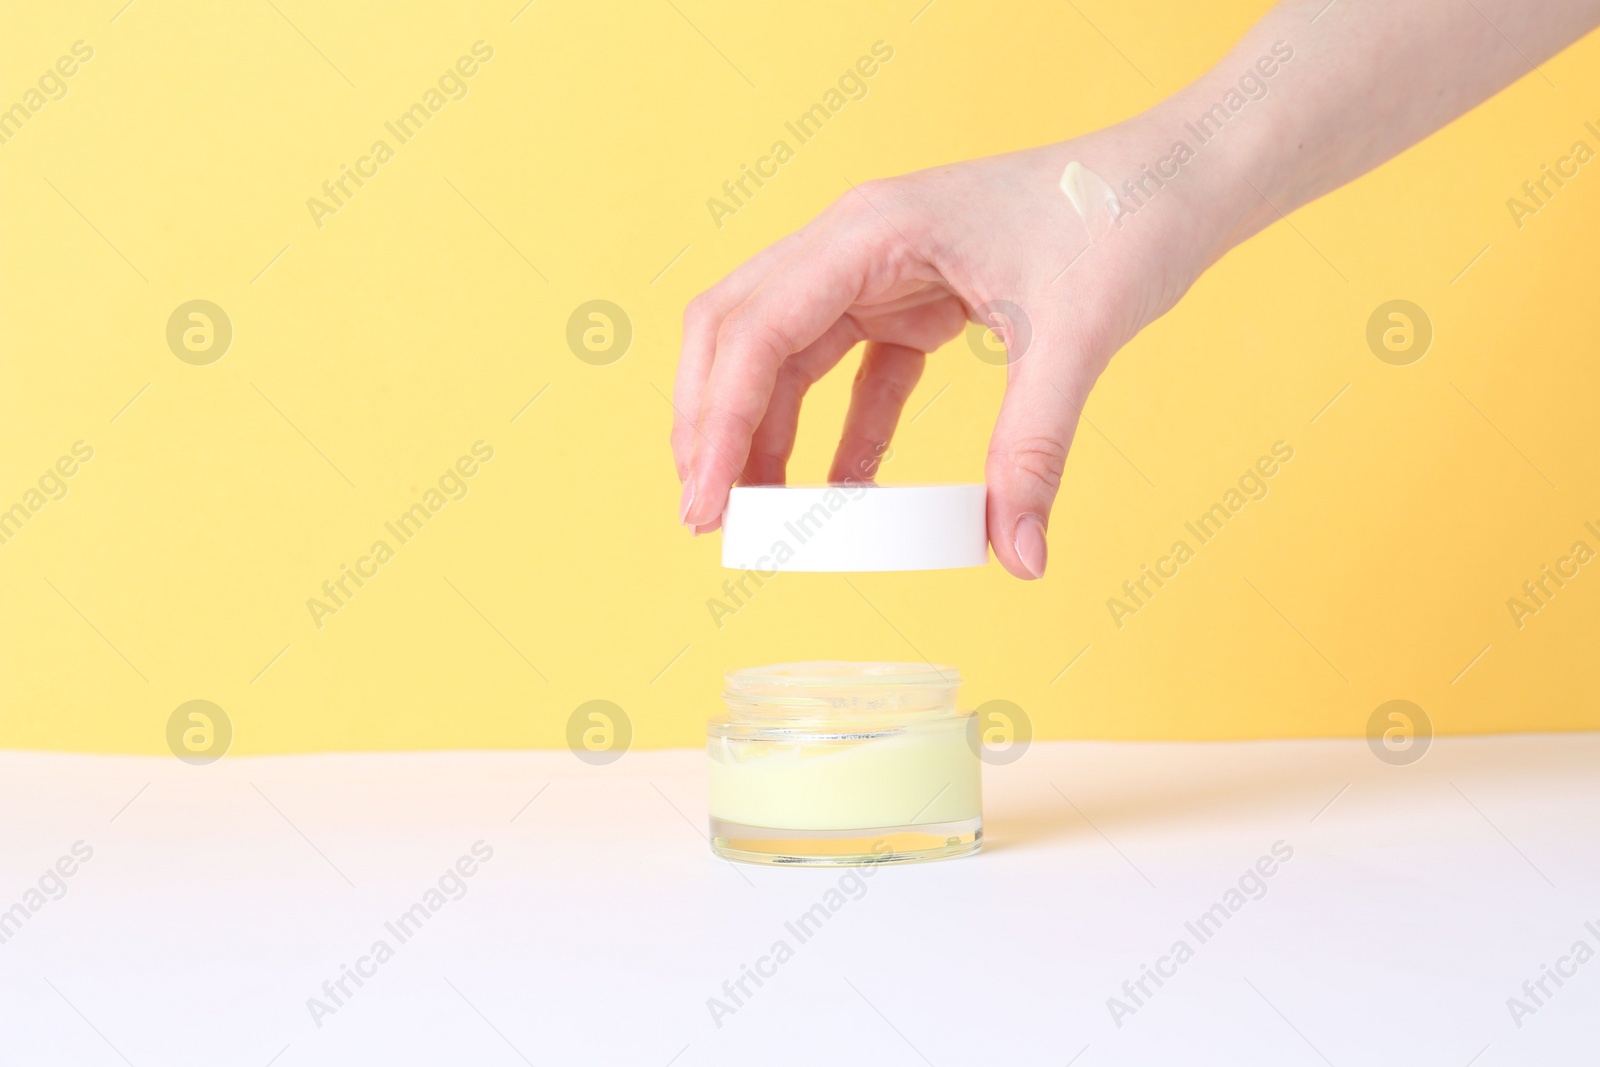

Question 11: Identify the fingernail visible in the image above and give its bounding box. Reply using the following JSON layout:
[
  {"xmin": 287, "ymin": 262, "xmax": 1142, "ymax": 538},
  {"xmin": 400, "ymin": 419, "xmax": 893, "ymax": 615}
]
[
  {"xmin": 1014, "ymin": 513, "xmax": 1048, "ymax": 579},
  {"xmin": 679, "ymin": 474, "xmax": 697, "ymax": 525}
]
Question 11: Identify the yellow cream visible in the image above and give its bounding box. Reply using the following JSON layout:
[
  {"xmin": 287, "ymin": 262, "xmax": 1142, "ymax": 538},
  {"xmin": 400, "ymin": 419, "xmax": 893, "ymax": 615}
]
[
  {"xmin": 1060, "ymin": 160, "xmax": 1125, "ymax": 240},
  {"xmin": 708, "ymin": 722, "xmax": 979, "ymax": 830}
]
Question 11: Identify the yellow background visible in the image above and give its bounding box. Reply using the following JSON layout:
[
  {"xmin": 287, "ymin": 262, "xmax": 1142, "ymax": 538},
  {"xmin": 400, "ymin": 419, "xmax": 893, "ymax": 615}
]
[{"xmin": 3, "ymin": 0, "xmax": 1598, "ymax": 754}]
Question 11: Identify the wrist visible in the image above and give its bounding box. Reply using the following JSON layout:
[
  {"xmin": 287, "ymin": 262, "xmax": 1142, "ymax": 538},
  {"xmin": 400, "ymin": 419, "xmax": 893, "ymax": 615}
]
[
  {"xmin": 1056, "ymin": 105, "xmax": 1260, "ymax": 284},
  {"xmin": 1113, "ymin": 33, "xmax": 1309, "ymax": 264}
]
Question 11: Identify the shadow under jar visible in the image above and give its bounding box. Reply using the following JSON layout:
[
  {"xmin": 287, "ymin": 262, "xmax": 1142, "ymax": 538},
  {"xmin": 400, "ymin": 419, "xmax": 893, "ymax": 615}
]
[{"xmin": 707, "ymin": 661, "xmax": 982, "ymax": 866}]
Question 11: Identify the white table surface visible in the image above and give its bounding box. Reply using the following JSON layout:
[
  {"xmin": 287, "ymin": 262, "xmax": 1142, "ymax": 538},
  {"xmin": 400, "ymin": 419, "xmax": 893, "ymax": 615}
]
[{"xmin": 1, "ymin": 736, "xmax": 1596, "ymax": 1066}]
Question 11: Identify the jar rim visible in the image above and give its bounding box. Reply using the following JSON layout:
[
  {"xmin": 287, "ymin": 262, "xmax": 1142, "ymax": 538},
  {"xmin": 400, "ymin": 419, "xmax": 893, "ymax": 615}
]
[{"xmin": 724, "ymin": 661, "xmax": 960, "ymax": 691}]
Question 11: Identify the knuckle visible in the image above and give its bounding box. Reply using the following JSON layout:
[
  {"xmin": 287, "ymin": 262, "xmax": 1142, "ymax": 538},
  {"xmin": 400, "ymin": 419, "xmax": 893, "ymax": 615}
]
[
  {"xmin": 828, "ymin": 188, "xmax": 872, "ymax": 223},
  {"xmin": 701, "ymin": 406, "xmax": 761, "ymax": 446},
  {"xmin": 989, "ymin": 435, "xmax": 1069, "ymax": 494},
  {"xmin": 830, "ymin": 178, "xmax": 899, "ymax": 229},
  {"xmin": 849, "ymin": 177, "xmax": 891, "ymax": 206},
  {"xmin": 837, "ymin": 430, "xmax": 889, "ymax": 466},
  {"xmin": 853, "ymin": 369, "xmax": 911, "ymax": 409},
  {"xmin": 778, "ymin": 359, "xmax": 818, "ymax": 391},
  {"xmin": 716, "ymin": 312, "xmax": 799, "ymax": 364},
  {"xmin": 683, "ymin": 291, "xmax": 722, "ymax": 335},
  {"xmin": 744, "ymin": 446, "xmax": 791, "ymax": 479},
  {"xmin": 858, "ymin": 352, "xmax": 924, "ymax": 403}
]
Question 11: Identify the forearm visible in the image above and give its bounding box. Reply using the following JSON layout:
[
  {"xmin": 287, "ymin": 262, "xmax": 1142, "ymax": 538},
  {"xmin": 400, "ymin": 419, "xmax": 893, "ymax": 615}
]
[{"xmin": 1146, "ymin": 0, "xmax": 1600, "ymax": 258}]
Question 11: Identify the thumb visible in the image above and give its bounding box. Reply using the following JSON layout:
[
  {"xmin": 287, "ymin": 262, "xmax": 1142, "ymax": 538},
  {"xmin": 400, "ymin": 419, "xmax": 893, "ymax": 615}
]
[{"xmin": 984, "ymin": 314, "xmax": 1092, "ymax": 580}]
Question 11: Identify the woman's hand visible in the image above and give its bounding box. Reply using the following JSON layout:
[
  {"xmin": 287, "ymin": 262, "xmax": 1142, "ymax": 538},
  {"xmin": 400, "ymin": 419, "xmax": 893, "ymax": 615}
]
[{"xmin": 672, "ymin": 121, "xmax": 1235, "ymax": 579}]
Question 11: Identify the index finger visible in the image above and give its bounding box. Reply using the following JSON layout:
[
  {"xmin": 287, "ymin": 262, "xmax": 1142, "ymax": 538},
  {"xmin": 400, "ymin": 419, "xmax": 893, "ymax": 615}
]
[
  {"xmin": 680, "ymin": 222, "xmax": 876, "ymax": 528},
  {"xmin": 671, "ymin": 225, "xmax": 816, "ymax": 482}
]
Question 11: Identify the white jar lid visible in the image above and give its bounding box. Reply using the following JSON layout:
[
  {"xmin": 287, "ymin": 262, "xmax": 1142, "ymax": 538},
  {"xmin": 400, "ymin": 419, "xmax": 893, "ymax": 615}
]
[{"xmin": 720, "ymin": 484, "xmax": 988, "ymax": 572}]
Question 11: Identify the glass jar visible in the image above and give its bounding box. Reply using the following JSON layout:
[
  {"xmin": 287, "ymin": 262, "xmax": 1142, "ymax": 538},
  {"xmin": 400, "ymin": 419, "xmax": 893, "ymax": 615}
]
[{"xmin": 707, "ymin": 661, "xmax": 982, "ymax": 866}]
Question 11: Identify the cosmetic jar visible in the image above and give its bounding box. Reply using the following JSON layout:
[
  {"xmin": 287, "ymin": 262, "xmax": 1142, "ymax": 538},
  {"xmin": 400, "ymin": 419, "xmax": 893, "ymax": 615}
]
[{"xmin": 708, "ymin": 661, "xmax": 982, "ymax": 866}]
